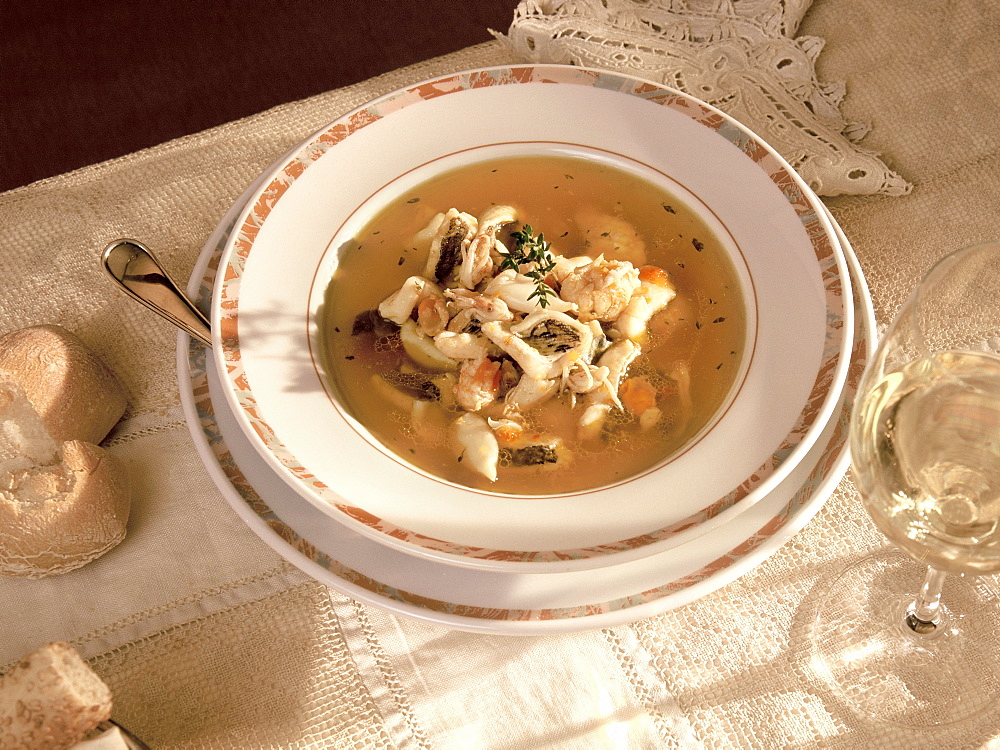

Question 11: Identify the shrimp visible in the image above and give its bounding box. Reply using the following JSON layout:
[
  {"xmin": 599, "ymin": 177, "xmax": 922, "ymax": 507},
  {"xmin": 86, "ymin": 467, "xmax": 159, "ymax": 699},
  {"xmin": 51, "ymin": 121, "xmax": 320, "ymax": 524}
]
[
  {"xmin": 455, "ymin": 356, "xmax": 502, "ymax": 412},
  {"xmin": 453, "ymin": 413, "xmax": 499, "ymax": 482},
  {"xmin": 377, "ymin": 276, "xmax": 443, "ymax": 325},
  {"xmin": 423, "ymin": 208, "xmax": 478, "ymax": 282},
  {"xmin": 614, "ymin": 265, "xmax": 677, "ymax": 341},
  {"xmin": 416, "ymin": 294, "xmax": 450, "ymax": 336},
  {"xmin": 459, "ymin": 204, "xmax": 517, "ymax": 289},
  {"xmin": 575, "ymin": 209, "xmax": 647, "ymax": 266},
  {"xmin": 558, "ymin": 256, "xmax": 641, "ymax": 323}
]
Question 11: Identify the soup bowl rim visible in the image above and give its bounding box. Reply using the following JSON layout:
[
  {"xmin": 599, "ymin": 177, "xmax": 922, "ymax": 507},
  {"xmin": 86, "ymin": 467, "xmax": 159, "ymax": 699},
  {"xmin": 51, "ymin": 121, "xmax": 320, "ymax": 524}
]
[{"xmin": 209, "ymin": 63, "xmax": 854, "ymax": 570}]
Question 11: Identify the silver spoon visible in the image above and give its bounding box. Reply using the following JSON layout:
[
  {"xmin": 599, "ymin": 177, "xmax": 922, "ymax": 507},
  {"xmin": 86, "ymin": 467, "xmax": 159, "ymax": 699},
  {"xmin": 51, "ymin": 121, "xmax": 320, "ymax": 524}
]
[{"xmin": 102, "ymin": 239, "xmax": 212, "ymax": 346}]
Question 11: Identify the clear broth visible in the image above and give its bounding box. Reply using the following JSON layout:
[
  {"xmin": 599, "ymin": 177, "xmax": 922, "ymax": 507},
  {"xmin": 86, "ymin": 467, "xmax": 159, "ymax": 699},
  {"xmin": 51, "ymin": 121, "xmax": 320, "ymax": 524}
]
[{"xmin": 320, "ymin": 155, "xmax": 746, "ymax": 494}]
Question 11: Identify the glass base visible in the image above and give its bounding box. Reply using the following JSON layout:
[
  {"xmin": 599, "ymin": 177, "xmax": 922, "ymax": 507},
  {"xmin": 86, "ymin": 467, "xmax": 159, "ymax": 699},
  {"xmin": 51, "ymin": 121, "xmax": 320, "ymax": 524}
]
[{"xmin": 809, "ymin": 548, "xmax": 1000, "ymax": 728}]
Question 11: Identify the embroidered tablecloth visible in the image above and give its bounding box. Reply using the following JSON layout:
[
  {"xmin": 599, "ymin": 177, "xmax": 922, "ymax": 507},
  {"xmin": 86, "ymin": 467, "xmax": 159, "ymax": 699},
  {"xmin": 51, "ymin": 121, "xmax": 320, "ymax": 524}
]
[{"xmin": 2, "ymin": 1, "xmax": 999, "ymax": 747}]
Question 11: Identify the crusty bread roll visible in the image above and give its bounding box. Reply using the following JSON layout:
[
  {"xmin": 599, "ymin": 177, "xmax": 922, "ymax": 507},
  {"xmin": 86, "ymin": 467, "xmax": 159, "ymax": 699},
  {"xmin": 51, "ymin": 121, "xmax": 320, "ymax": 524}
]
[
  {"xmin": 0, "ymin": 325, "xmax": 130, "ymax": 578},
  {"xmin": 0, "ymin": 641, "xmax": 112, "ymax": 750},
  {"xmin": 0, "ymin": 437, "xmax": 131, "ymax": 577},
  {"xmin": 0, "ymin": 325, "xmax": 128, "ymax": 445}
]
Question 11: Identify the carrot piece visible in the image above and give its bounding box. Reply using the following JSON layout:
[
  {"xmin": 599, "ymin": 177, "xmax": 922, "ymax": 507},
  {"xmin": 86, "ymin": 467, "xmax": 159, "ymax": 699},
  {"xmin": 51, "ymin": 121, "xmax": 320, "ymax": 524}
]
[
  {"xmin": 638, "ymin": 265, "xmax": 671, "ymax": 285},
  {"xmin": 619, "ymin": 377, "xmax": 658, "ymax": 416}
]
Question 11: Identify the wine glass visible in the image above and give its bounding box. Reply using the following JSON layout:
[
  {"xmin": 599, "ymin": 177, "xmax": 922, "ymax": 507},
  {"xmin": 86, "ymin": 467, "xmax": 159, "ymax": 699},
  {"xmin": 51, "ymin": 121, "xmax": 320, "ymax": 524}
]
[{"xmin": 811, "ymin": 241, "xmax": 1000, "ymax": 727}]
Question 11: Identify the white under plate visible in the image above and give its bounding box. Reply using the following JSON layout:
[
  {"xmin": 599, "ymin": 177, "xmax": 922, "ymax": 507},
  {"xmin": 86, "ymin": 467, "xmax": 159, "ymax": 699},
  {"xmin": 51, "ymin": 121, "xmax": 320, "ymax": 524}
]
[
  {"xmin": 179, "ymin": 184, "xmax": 872, "ymax": 634},
  {"xmin": 208, "ymin": 64, "xmax": 854, "ymax": 571}
]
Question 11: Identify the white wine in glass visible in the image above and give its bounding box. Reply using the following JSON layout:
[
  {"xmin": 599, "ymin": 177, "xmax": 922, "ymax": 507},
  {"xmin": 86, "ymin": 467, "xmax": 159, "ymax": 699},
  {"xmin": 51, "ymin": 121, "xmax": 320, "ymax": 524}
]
[
  {"xmin": 854, "ymin": 350, "xmax": 1000, "ymax": 576},
  {"xmin": 812, "ymin": 241, "xmax": 1000, "ymax": 728}
]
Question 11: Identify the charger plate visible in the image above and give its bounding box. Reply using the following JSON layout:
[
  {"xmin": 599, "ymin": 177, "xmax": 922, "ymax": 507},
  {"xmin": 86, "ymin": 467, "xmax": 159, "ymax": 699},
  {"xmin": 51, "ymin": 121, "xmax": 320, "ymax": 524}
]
[{"xmin": 208, "ymin": 64, "xmax": 853, "ymax": 571}]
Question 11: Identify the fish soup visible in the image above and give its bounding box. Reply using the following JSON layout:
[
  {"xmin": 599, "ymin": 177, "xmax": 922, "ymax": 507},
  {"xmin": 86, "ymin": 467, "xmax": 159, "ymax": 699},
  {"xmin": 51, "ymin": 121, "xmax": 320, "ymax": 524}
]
[{"xmin": 320, "ymin": 155, "xmax": 746, "ymax": 495}]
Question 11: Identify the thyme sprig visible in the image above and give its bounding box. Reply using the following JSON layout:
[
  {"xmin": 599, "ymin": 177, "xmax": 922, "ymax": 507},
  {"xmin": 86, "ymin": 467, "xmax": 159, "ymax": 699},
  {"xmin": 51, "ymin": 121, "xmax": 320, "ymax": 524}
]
[{"xmin": 501, "ymin": 225, "xmax": 557, "ymax": 307}]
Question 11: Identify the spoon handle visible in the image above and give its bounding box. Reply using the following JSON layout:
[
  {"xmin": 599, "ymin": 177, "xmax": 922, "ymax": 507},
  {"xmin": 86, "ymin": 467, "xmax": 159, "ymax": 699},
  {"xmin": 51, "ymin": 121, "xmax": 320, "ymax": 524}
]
[{"xmin": 102, "ymin": 239, "xmax": 212, "ymax": 346}]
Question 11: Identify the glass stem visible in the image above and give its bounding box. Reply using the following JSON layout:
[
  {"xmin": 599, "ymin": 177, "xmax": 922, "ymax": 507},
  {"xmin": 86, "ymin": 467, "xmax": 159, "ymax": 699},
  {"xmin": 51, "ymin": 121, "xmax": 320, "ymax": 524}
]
[{"xmin": 906, "ymin": 566, "xmax": 948, "ymax": 633}]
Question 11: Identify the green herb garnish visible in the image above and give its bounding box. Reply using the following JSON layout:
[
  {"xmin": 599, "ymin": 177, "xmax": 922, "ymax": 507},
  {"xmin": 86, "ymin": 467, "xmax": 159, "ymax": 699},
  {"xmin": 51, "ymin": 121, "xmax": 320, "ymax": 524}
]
[{"xmin": 501, "ymin": 225, "xmax": 557, "ymax": 307}]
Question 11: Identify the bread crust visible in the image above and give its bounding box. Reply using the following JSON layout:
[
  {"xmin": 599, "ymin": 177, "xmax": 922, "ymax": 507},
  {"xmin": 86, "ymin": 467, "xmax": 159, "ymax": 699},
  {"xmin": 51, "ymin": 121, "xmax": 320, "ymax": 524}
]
[
  {"xmin": 0, "ymin": 641, "xmax": 113, "ymax": 750},
  {"xmin": 0, "ymin": 325, "xmax": 131, "ymax": 578},
  {"xmin": 0, "ymin": 325, "xmax": 128, "ymax": 445},
  {"xmin": 0, "ymin": 441, "xmax": 131, "ymax": 577}
]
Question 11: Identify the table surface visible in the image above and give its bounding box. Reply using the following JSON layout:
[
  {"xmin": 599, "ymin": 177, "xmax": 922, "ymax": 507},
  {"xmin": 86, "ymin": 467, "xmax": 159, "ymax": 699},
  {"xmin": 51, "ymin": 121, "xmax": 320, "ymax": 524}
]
[
  {"xmin": 3, "ymin": 1, "xmax": 1000, "ymax": 747},
  {"xmin": 1, "ymin": 0, "xmax": 517, "ymax": 192}
]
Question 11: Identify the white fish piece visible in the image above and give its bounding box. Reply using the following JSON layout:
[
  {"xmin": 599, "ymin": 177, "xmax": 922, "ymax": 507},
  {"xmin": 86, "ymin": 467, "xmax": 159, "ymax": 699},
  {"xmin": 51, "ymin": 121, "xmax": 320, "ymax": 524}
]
[
  {"xmin": 433, "ymin": 331, "xmax": 489, "ymax": 361},
  {"xmin": 481, "ymin": 310, "xmax": 593, "ymax": 381},
  {"xmin": 639, "ymin": 406, "xmax": 662, "ymax": 430},
  {"xmin": 578, "ymin": 403, "xmax": 612, "ymax": 442},
  {"xmin": 411, "ymin": 399, "xmax": 451, "ymax": 443},
  {"xmin": 593, "ymin": 338, "xmax": 640, "ymax": 403},
  {"xmin": 480, "ymin": 320, "xmax": 546, "ymax": 379},
  {"xmin": 488, "ymin": 416, "xmax": 568, "ymax": 468},
  {"xmin": 670, "ymin": 361, "xmax": 694, "ymax": 435},
  {"xmin": 503, "ymin": 374, "xmax": 559, "ymax": 413},
  {"xmin": 444, "ymin": 288, "xmax": 515, "ymax": 322},
  {"xmin": 378, "ymin": 276, "xmax": 443, "ymax": 325},
  {"xmin": 423, "ymin": 208, "xmax": 478, "ymax": 282},
  {"xmin": 614, "ymin": 266, "xmax": 677, "ymax": 341},
  {"xmin": 550, "ymin": 254, "xmax": 594, "ymax": 283},
  {"xmin": 483, "ymin": 269, "xmax": 575, "ymax": 314},
  {"xmin": 577, "ymin": 339, "xmax": 641, "ymax": 439},
  {"xmin": 586, "ymin": 320, "xmax": 612, "ymax": 361},
  {"xmin": 413, "ymin": 212, "xmax": 447, "ymax": 246},
  {"xmin": 460, "ymin": 204, "xmax": 517, "ymax": 289},
  {"xmin": 400, "ymin": 320, "xmax": 458, "ymax": 371},
  {"xmin": 477, "ymin": 204, "xmax": 518, "ymax": 232},
  {"xmin": 453, "ymin": 412, "xmax": 499, "ymax": 482},
  {"xmin": 564, "ymin": 363, "xmax": 610, "ymax": 395}
]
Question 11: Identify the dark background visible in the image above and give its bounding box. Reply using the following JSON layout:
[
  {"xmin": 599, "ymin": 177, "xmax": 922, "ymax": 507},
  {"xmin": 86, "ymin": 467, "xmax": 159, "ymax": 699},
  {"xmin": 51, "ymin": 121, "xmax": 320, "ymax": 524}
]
[{"xmin": 1, "ymin": 1, "xmax": 518, "ymax": 193}]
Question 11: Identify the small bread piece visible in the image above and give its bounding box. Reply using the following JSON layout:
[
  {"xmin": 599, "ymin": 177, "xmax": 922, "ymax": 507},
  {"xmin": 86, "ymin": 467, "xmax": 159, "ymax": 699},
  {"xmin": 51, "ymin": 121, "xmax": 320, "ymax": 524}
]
[
  {"xmin": 0, "ymin": 325, "xmax": 128, "ymax": 445},
  {"xmin": 0, "ymin": 379, "xmax": 130, "ymax": 578},
  {"xmin": 0, "ymin": 440, "xmax": 131, "ymax": 577},
  {"xmin": 0, "ymin": 642, "xmax": 112, "ymax": 750}
]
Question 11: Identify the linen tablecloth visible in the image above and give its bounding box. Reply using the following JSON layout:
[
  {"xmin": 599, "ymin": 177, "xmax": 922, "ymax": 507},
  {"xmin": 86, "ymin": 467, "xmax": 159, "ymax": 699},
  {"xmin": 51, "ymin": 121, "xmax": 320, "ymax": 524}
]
[{"xmin": 2, "ymin": 0, "xmax": 999, "ymax": 747}]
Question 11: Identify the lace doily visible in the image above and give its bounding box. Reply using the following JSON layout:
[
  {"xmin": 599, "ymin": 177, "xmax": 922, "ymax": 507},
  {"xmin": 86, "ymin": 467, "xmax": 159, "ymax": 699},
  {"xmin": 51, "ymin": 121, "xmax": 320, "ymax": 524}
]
[{"xmin": 495, "ymin": 0, "xmax": 911, "ymax": 197}]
